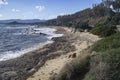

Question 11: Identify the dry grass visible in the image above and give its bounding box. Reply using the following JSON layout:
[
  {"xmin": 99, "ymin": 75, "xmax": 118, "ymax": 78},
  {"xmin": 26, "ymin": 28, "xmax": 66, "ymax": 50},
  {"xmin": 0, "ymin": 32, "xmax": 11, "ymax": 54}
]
[{"xmin": 51, "ymin": 49, "xmax": 91, "ymax": 80}]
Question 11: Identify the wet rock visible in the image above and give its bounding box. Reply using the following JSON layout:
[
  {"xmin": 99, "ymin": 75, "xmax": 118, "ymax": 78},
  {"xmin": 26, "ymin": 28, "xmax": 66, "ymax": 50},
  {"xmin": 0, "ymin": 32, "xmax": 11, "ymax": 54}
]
[
  {"xmin": 39, "ymin": 32, "xmax": 47, "ymax": 36},
  {"xmin": 72, "ymin": 53, "xmax": 77, "ymax": 58},
  {"xmin": 68, "ymin": 55, "xmax": 71, "ymax": 58},
  {"xmin": 1, "ymin": 71, "xmax": 17, "ymax": 80}
]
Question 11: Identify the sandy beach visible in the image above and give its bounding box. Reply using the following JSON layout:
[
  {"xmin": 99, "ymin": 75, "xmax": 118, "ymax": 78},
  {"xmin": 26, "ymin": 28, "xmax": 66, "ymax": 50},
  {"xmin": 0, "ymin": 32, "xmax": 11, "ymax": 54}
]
[
  {"xmin": 0, "ymin": 26, "xmax": 100, "ymax": 80},
  {"xmin": 27, "ymin": 27, "xmax": 100, "ymax": 80},
  {"xmin": 0, "ymin": 27, "xmax": 75, "ymax": 80}
]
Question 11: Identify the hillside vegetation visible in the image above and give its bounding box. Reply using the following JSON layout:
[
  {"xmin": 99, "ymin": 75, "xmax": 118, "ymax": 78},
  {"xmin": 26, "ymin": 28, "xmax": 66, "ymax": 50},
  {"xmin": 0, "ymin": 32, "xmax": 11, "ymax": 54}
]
[
  {"xmin": 47, "ymin": 8, "xmax": 110, "ymax": 27},
  {"xmin": 50, "ymin": 0, "xmax": 120, "ymax": 80},
  {"xmin": 84, "ymin": 32, "xmax": 120, "ymax": 80},
  {"xmin": 46, "ymin": 0, "xmax": 120, "ymax": 33},
  {"xmin": 90, "ymin": 24, "xmax": 117, "ymax": 37}
]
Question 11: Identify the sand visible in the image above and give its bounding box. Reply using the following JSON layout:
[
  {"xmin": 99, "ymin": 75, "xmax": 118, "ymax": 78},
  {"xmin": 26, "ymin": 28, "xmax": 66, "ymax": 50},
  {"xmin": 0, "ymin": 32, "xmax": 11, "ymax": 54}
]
[{"xmin": 27, "ymin": 27, "xmax": 101, "ymax": 80}]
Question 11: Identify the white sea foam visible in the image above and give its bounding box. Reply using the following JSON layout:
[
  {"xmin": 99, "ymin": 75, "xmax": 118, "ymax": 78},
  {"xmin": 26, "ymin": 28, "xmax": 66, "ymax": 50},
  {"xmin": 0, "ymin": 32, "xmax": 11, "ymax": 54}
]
[
  {"xmin": 13, "ymin": 27, "xmax": 63, "ymax": 38},
  {"xmin": 34, "ymin": 27, "xmax": 63, "ymax": 39},
  {"xmin": 0, "ymin": 26, "xmax": 63, "ymax": 61},
  {"xmin": 0, "ymin": 40, "xmax": 53, "ymax": 61},
  {"xmin": 3, "ymin": 26, "xmax": 29, "ymax": 29}
]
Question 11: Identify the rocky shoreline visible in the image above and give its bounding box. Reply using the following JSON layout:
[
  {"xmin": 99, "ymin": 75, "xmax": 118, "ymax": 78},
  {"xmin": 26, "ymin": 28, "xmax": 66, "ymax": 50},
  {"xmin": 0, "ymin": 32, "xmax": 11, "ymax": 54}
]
[
  {"xmin": 27, "ymin": 27, "xmax": 100, "ymax": 80},
  {"xmin": 0, "ymin": 27, "xmax": 76, "ymax": 80}
]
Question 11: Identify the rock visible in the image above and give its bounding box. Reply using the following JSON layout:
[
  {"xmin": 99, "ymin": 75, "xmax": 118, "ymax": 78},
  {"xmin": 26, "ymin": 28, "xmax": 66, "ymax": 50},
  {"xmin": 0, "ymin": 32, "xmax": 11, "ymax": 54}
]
[
  {"xmin": 1, "ymin": 71, "xmax": 17, "ymax": 80},
  {"xmin": 28, "ymin": 68, "xmax": 36, "ymax": 73},
  {"xmin": 39, "ymin": 32, "xmax": 47, "ymax": 36},
  {"xmin": 72, "ymin": 53, "xmax": 77, "ymax": 58},
  {"xmin": 68, "ymin": 55, "xmax": 71, "ymax": 58},
  {"xmin": 91, "ymin": 51, "xmax": 96, "ymax": 57}
]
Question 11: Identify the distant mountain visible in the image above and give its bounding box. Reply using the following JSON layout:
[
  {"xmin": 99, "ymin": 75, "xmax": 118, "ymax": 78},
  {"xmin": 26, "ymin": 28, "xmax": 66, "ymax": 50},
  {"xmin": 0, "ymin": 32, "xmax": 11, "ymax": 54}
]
[{"xmin": 0, "ymin": 19, "xmax": 46, "ymax": 24}]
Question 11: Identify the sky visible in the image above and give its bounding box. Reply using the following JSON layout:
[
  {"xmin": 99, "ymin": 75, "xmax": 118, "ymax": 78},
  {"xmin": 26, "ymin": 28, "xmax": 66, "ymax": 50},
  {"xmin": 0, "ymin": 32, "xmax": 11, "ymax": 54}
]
[{"xmin": 0, "ymin": 0, "xmax": 102, "ymax": 20}]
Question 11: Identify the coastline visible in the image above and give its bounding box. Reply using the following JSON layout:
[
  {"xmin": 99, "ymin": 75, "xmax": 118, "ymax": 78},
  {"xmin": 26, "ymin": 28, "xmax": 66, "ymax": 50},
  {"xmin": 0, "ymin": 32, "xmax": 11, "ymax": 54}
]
[
  {"xmin": 0, "ymin": 26, "xmax": 62, "ymax": 62},
  {"xmin": 27, "ymin": 27, "xmax": 101, "ymax": 80},
  {"xmin": 0, "ymin": 27, "xmax": 76, "ymax": 80},
  {"xmin": 0, "ymin": 26, "xmax": 100, "ymax": 80}
]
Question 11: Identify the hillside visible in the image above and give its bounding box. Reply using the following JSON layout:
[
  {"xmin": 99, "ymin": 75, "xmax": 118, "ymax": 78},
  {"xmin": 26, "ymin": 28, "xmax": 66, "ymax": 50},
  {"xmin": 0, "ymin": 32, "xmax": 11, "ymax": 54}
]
[
  {"xmin": 46, "ymin": 0, "xmax": 120, "ymax": 80},
  {"xmin": 47, "ymin": 7, "xmax": 114, "ymax": 27}
]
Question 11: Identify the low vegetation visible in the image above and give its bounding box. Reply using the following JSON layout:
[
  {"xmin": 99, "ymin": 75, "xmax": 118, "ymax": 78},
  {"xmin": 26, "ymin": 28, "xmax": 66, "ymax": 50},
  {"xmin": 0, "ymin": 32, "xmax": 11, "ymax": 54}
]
[
  {"xmin": 83, "ymin": 32, "xmax": 120, "ymax": 80},
  {"xmin": 84, "ymin": 48, "xmax": 120, "ymax": 80},
  {"xmin": 52, "ymin": 32, "xmax": 120, "ymax": 80},
  {"xmin": 51, "ymin": 50, "xmax": 90, "ymax": 80},
  {"xmin": 105, "ymin": 13, "xmax": 120, "ymax": 25},
  {"xmin": 91, "ymin": 24, "xmax": 117, "ymax": 37},
  {"xmin": 92, "ymin": 32, "xmax": 120, "ymax": 52},
  {"xmin": 50, "ymin": 0, "xmax": 120, "ymax": 80},
  {"xmin": 74, "ymin": 22, "xmax": 92, "ymax": 32}
]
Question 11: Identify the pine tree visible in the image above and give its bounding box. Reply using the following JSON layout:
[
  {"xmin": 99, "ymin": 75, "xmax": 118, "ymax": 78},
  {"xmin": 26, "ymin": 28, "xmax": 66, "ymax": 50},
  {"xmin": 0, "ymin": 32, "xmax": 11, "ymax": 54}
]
[
  {"xmin": 102, "ymin": 0, "xmax": 113, "ymax": 8},
  {"xmin": 112, "ymin": 0, "xmax": 120, "ymax": 12}
]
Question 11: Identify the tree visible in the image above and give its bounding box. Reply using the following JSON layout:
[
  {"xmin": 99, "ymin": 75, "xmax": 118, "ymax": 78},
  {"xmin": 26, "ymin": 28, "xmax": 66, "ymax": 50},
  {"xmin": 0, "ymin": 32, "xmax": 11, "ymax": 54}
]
[
  {"xmin": 112, "ymin": 0, "xmax": 120, "ymax": 12},
  {"xmin": 93, "ymin": 3, "xmax": 108, "ymax": 16},
  {"xmin": 102, "ymin": 0, "xmax": 113, "ymax": 8},
  {"xmin": 101, "ymin": 0, "xmax": 114, "ymax": 16}
]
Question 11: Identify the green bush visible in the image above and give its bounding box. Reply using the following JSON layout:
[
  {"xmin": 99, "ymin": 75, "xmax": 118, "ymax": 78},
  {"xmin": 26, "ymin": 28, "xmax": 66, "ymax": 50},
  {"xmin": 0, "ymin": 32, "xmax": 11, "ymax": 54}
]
[
  {"xmin": 73, "ymin": 22, "xmax": 92, "ymax": 32},
  {"xmin": 86, "ymin": 32, "xmax": 120, "ymax": 80},
  {"xmin": 92, "ymin": 32, "xmax": 120, "ymax": 52},
  {"xmin": 105, "ymin": 13, "xmax": 120, "ymax": 25},
  {"xmin": 84, "ymin": 48, "xmax": 120, "ymax": 80},
  {"xmin": 91, "ymin": 24, "xmax": 116, "ymax": 37},
  {"xmin": 103, "ymin": 49, "xmax": 120, "ymax": 80},
  {"xmin": 78, "ymin": 22, "xmax": 92, "ymax": 31}
]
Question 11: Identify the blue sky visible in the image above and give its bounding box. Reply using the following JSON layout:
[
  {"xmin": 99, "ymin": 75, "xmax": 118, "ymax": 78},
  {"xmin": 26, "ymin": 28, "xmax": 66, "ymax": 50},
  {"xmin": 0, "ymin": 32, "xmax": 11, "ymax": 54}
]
[{"xmin": 0, "ymin": 0, "xmax": 102, "ymax": 20}]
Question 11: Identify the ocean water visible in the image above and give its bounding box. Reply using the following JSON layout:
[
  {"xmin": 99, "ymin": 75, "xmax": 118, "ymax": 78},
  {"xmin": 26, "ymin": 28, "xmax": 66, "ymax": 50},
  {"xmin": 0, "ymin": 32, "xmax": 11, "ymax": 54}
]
[{"xmin": 0, "ymin": 24, "xmax": 63, "ymax": 61}]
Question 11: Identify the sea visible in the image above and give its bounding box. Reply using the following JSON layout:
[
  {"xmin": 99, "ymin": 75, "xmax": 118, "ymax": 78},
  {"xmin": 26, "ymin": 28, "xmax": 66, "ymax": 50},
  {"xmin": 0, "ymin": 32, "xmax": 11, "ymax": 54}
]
[{"xmin": 0, "ymin": 24, "xmax": 63, "ymax": 61}]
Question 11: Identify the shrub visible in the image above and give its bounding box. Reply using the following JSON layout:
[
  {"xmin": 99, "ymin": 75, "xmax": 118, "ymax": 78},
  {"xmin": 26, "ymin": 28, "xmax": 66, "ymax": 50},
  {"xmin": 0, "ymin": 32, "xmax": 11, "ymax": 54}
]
[
  {"xmin": 78, "ymin": 22, "xmax": 92, "ymax": 31},
  {"xmin": 51, "ymin": 53, "xmax": 90, "ymax": 80},
  {"xmin": 84, "ymin": 48, "xmax": 120, "ymax": 80},
  {"xmin": 74, "ymin": 22, "xmax": 92, "ymax": 32},
  {"xmin": 105, "ymin": 13, "xmax": 120, "ymax": 25},
  {"xmin": 92, "ymin": 32, "xmax": 120, "ymax": 52},
  {"xmin": 91, "ymin": 24, "xmax": 116, "ymax": 37}
]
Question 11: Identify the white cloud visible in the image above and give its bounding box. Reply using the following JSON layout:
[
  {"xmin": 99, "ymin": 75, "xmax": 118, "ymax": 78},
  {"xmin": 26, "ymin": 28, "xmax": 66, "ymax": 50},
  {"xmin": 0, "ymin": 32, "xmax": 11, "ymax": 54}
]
[
  {"xmin": 12, "ymin": 9, "xmax": 20, "ymax": 12},
  {"xmin": 0, "ymin": 14, "xmax": 3, "ymax": 17},
  {"xmin": 35, "ymin": 6, "xmax": 45, "ymax": 12},
  {"xmin": 0, "ymin": 0, "xmax": 8, "ymax": 5}
]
